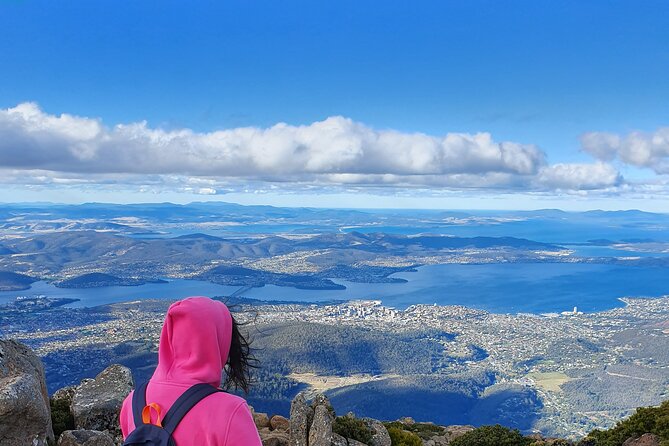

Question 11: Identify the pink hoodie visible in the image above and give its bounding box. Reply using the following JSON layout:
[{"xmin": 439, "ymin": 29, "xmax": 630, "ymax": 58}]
[{"xmin": 120, "ymin": 296, "xmax": 262, "ymax": 445}]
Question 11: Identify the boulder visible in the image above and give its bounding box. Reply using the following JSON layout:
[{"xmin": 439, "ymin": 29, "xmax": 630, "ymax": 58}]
[
  {"xmin": 331, "ymin": 433, "xmax": 349, "ymax": 446},
  {"xmin": 71, "ymin": 364, "xmax": 133, "ymax": 438},
  {"xmin": 348, "ymin": 440, "xmax": 368, "ymax": 446},
  {"xmin": 444, "ymin": 425, "xmax": 475, "ymax": 442},
  {"xmin": 254, "ymin": 411, "xmax": 271, "ymax": 429},
  {"xmin": 270, "ymin": 414, "xmax": 290, "ymax": 432},
  {"xmin": 623, "ymin": 433, "xmax": 661, "ymax": 446},
  {"xmin": 308, "ymin": 404, "xmax": 333, "ymax": 446},
  {"xmin": 424, "ymin": 436, "xmax": 450, "ymax": 446},
  {"xmin": 364, "ymin": 418, "xmax": 390, "ymax": 446},
  {"xmin": 0, "ymin": 339, "xmax": 54, "ymax": 446},
  {"xmin": 289, "ymin": 393, "xmax": 313, "ymax": 446},
  {"xmin": 57, "ymin": 430, "xmax": 115, "ymax": 446},
  {"xmin": 260, "ymin": 429, "xmax": 290, "ymax": 446}
]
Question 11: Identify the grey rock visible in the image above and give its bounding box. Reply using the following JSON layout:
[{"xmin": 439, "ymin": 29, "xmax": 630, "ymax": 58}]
[
  {"xmin": 623, "ymin": 433, "xmax": 661, "ymax": 446},
  {"xmin": 331, "ymin": 433, "xmax": 349, "ymax": 446},
  {"xmin": 260, "ymin": 429, "xmax": 290, "ymax": 446},
  {"xmin": 348, "ymin": 440, "xmax": 368, "ymax": 446},
  {"xmin": 310, "ymin": 393, "xmax": 332, "ymax": 411},
  {"xmin": 254, "ymin": 411, "xmax": 271, "ymax": 429},
  {"xmin": 0, "ymin": 339, "xmax": 54, "ymax": 446},
  {"xmin": 58, "ymin": 430, "xmax": 115, "ymax": 446},
  {"xmin": 289, "ymin": 392, "xmax": 313, "ymax": 446},
  {"xmin": 364, "ymin": 418, "xmax": 390, "ymax": 446},
  {"xmin": 308, "ymin": 405, "xmax": 333, "ymax": 446},
  {"xmin": 398, "ymin": 417, "xmax": 415, "ymax": 426},
  {"xmin": 417, "ymin": 425, "xmax": 473, "ymax": 446},
  {"xmin": 426, "ymin": 436, "xmax": 451, "ymax": 446},
  {"xmin": 444, "ymin": 425, "xmax": 475, "ymax": 442},
  {"xmin": 424, "ymin": 436, "xmax": 450, "ymax": 446},
  {"xmin": 71, "ymin": 364, "xmax": 133, "ymax": 439},
  {"xmin": 270, "ymin": 414, "xmax": 290, "ymax": 431}
]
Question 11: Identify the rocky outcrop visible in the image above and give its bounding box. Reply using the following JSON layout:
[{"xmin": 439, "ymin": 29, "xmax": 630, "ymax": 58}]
[
  {"xmin": 250, "ymin": 405, "xmax": 290, "ymax": 446},
  {"xmin": 0, "ymin": 339, "xmax": 54, "ymax": 446},
  {"xmin": 364, "ymin": 418, "xmax": 391, "ymax": 446},
  {"xmin": 282, "ymin": 392, "xmax": 394, "ymax": 446},
  {"xmin": 71, "ymin": 364, "xmax": 133, "ymax": 440},
  {"xmin": 309, "ymin": 404, "xmax": 334, "ymax": 446},
  {"xmin": 290, "ymin": 393, "xmax": 314, "ymax": 446},
  {"xmin": 1, "ymin": 341, "xmax": 659, "ymax": 446},
  {"xmin": 57, "ymin": 430, "xmax": 115, "ymax": 446},
  {"xmin": 421, "ymin": 424, "xmax": 475, "ymax": 445},
  {"xmin": 623, "ymin": 433, "xmax": 661, "ymax": 446}
]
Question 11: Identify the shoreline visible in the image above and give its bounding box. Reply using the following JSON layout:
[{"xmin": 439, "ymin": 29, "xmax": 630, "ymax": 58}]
[{"xmin": 2, "ymin": 262, "xmax": 669, "ymax": 315}]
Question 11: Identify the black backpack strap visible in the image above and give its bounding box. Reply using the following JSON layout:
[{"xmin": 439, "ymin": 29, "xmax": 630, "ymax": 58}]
[
  {"xmin": 131, "ymin": 382, "xmax": 149, "ymax": 427},
  {"xmin": 161, "ymin": 383, "xmax": 221, "ymax": 434}
]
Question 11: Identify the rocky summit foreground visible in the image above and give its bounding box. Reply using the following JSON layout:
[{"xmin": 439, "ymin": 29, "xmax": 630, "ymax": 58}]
[
  {"xmin": 0, "ymin": 339, "xmax": 666, "ymax": 446},
  {"xmin": 0, "ymin": 339, "xmax": 54, "ymax": 445}
]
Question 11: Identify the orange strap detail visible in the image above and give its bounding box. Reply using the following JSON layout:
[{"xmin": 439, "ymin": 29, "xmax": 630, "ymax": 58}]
[{"xmin": 142, "ymin": 403, "xmax": 163, "ymax": 427}]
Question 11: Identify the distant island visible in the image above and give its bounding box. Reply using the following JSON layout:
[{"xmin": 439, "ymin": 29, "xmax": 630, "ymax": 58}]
[
  {"xmin": 198, "ymin": 265, "xmax": 347, "ymax": 290},
  {"xmin": 54, "ymin": 273, "xmax": 167, "ymax": 289},
  {"xmin": 0, "ymin": 271, "xmax": 39, "ymax": 291}
]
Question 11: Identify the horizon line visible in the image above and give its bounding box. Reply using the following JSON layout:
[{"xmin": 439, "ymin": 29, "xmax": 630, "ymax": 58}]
[{"xmin": 0, "ymin": 199, "xmax": 662, "ymax": 215}]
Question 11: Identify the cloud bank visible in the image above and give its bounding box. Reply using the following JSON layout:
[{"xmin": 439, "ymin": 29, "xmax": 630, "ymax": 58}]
[
  {"xmin": 0, "ymin": 103, "xmax": 627, "ymax": 194},
  {"xmin": 581, "ymin": 128, "xmax": 669, "ymax": 174}
]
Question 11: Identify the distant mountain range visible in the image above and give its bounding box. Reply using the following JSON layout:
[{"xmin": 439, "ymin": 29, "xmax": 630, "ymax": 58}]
[
  {"xmin": 2, "ymin": 201, "xmax": 669, "ymax": 292},
  {"xmin": 0, "ymin": 229, "xmax": 564, "ymax": 290},
  {"xmin": 1, "ymin": 202, "xmax": 668, "ymax": 241}
]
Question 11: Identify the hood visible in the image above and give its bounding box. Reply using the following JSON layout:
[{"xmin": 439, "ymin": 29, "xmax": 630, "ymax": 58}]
[{"xmin": 151, "ymin": 296, "xmax": 232, "ymax": 387}]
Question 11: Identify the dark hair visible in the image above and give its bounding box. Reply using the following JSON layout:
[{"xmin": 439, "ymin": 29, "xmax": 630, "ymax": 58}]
[{"xmin": 223, "ymin": 312, "xmax": 259, "ymax": 394}]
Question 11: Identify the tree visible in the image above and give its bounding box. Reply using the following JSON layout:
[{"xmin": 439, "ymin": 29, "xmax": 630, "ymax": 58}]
[
  {"xmin": 450, "ymin": 425, "xmax": 532, "ymax": 446},
  {"xmin": 580, "ymin": 400, "xmax": 669, "ymax": 446}
]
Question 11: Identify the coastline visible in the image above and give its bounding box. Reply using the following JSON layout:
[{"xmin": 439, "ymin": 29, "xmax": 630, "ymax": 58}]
[{"xmin": 3, "ymin": 262, "xmax": 669, "ymax": 315}]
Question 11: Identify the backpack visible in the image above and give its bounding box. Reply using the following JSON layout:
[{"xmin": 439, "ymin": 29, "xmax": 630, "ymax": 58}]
[{"xmin": 123, "ymin": 381, "xmax": 221, "ymax": 446}]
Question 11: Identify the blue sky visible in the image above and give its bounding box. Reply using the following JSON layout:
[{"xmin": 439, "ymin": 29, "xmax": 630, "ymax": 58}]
[{"xmin": 1, "ymin": 0, "xmax": 669, "ymax": 210}]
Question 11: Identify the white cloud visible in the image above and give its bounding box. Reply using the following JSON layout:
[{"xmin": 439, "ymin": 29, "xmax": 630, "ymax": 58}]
[
  {"xmin": 536, "ymin": 162, "xmax": 623, "ymax": 191},
  {"xmin": 0, "ymin": 102, "xmax": 629, "ymax": 194},
  {"xmin": 581, "ymin": 128, "xmax": 669, "ymax": 173},
  {"xmin": 0, "ymin": 102, "xmax": 544, "ymax": 177}
]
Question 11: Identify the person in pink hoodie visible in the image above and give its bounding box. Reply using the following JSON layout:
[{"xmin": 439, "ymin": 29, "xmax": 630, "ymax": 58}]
[{"xmin": 119, "ymin": 296, "xmax": 262, "ymax": 445}]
